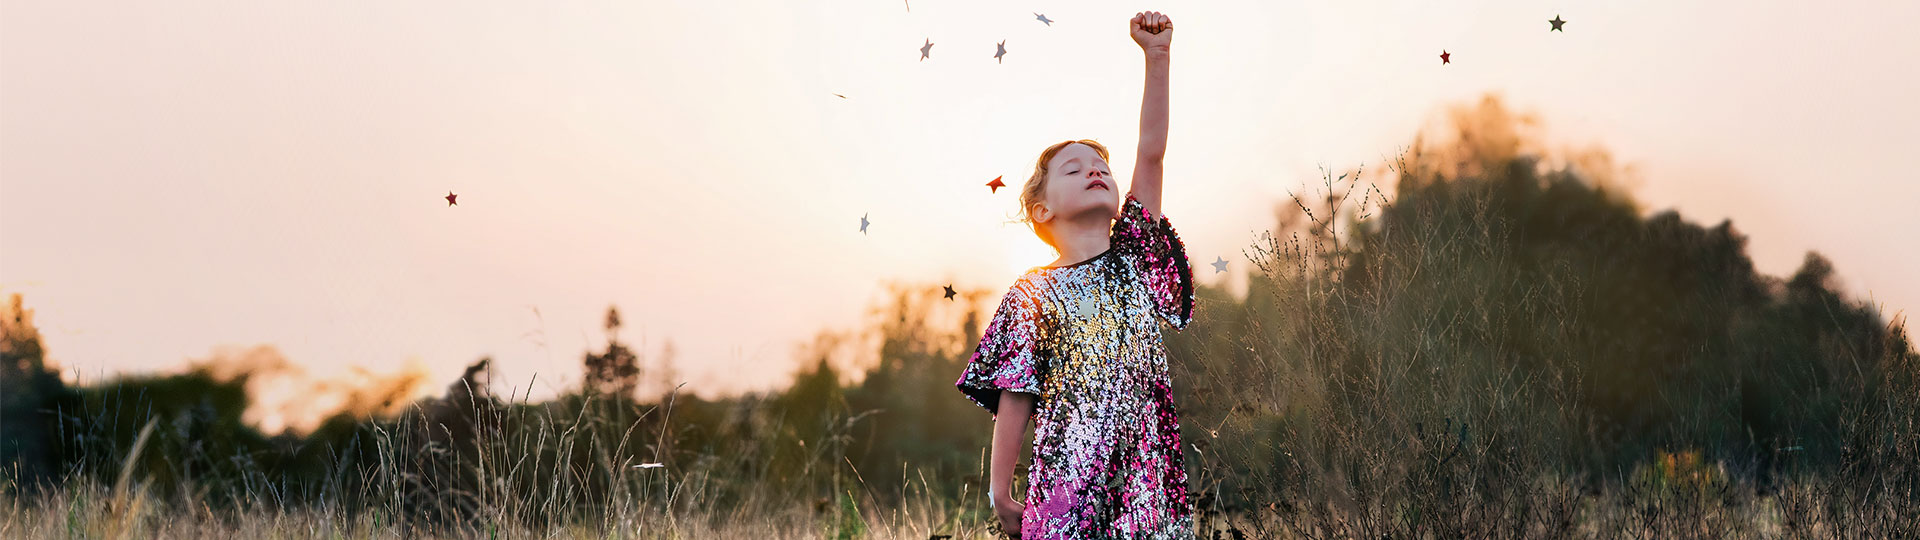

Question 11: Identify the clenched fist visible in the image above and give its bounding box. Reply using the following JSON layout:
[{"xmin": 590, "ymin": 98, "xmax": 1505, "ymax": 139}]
[{"xmin": 1130, "ymin": 11, "xmax": 1172, "ymax": 56}]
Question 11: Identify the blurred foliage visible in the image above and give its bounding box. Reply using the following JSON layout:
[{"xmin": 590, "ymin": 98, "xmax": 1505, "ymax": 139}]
[{"xmin": 2, "ymin": 94, "xmax": 1914, "ymax": 536}]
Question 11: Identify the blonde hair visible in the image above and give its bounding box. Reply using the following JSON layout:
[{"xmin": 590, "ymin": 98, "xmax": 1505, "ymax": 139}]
[{"xmin": 1019, "ymin": 139, "xmax": 1110, "ymax": 249}]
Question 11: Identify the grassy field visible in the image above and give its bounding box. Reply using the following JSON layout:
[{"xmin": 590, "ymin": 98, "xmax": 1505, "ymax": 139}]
[{"xmin": 5, "ymin": 97, "xmax": 1916, "ymax": 538}]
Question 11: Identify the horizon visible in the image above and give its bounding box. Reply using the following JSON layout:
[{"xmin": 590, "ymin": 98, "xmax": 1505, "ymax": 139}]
[{"xmin": 4, "ymin": 0, "xmax": 1916, "ymax": 425}]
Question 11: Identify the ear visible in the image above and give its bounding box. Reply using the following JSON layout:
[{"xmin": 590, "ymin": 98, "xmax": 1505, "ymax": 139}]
[{"xmin": 1031, "ymin": 201, "xmax": 1054, "ymax": 224}]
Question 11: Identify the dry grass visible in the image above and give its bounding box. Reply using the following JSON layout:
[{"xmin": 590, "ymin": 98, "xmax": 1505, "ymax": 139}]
[{"xmin": 6, "ymin": 99, "xmax": 1917, "ymax": 538}]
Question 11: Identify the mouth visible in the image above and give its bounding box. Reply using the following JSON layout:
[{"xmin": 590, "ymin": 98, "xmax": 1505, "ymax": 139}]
[{"xmin": 1085, "ymin": 179, "xmax": 1109, "ymax": 191}]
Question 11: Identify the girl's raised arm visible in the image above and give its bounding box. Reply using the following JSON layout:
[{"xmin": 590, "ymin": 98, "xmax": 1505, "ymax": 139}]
[{"xmin": 1128, "ymin": 11, "xmax": 1173, "ymax": 220}]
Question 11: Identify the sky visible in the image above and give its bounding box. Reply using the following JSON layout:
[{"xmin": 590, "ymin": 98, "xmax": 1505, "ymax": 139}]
[{"xmin": 4, "ymin": 0, "xmax": 1917, "ymax": 412}]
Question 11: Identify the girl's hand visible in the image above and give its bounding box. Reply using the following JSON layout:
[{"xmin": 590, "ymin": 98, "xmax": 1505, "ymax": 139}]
[
  {"xmin": 1129, "ymin": 11, "xmax": 1172, "ymax": 56},
  {"xmin": 993, "ymin": 497, "xmax": 1025, "ymax": 537}
]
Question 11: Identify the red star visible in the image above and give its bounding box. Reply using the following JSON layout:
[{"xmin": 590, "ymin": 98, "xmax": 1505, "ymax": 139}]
[
  {"xmin": 445, "ymin": 191, "xmax": 458, "ymax": 206},
  {"xmin": 1440, "ymin": 50, "xmax": 1450, "ymax": 65},
  {"xmin": 986, "ymin": 176, "xmax": 1006, "ymax": 194}
]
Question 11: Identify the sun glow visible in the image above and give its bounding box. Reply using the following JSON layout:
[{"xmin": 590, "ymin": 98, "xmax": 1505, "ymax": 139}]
[{"xmin": 1004, "ymin": 229, "xmax": 1059, "ymax": 277}]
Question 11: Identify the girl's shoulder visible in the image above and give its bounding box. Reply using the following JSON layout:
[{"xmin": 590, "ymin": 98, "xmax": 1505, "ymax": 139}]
[
  {"xmin": 1007, "ymin": 267, "xmax": 1047, "ymax": 292},
  {"xmin": 998, "ymin": 268, "xmax": 1059, "ymax": 305}
]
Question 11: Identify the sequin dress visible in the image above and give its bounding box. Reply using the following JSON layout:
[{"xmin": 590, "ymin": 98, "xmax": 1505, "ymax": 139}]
[{"xmin": 956, "ymin": 193, "xmax": 1196, "ymax": 539}]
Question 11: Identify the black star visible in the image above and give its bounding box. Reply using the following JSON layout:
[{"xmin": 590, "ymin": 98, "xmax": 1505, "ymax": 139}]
[
  {"xmin": 1549, "ymin": 15, "xmax": 1566, "ymax": 32},
  {"xmin": 943, "ymin": 285, "xmax": 957, "ymax": 301}
]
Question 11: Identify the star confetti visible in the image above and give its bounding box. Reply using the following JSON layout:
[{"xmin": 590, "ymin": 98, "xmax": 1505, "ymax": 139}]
[
  {"xmin": 833, "ymin": 93, "xmax": 847, "ymax": 99},
  {"xmin": 1440, "ymin": 50, "xmax": 1451, "ymax": 64},
  {"xmin": 633, "ymin": 463, "xmax": 664, "ymax": 469},
  {"xmin": 986, "ymin": 176, "xmax": 1006, "ymax": 193},
  {"xmin": 859, "ymin": 213, "xmax": 871, "ymax": 235},
  {"xmin": 944, "ymin": 285, "xmax": 957, "ymax": 300},
  {"xmin": 1035, "ymin": 13, "xmax": 1053, "ymax": 26},
  {"xmin": 1211, "ymin": 256, "xmax": 1228, "ymax": 274},
  {"xmin": 920, "ymin": 38, "xmax": 934, "ymax": 61},
  {"xmin": 1549, "ymin": 15, "xmax": 1566, "ymax": 32},
  {"xmin": 995, "ymin": 40, "xmax": 1007, "ymax": 64},
  {"xmin": 445, "ymin": 191, "xmax": 458, "ymax": 206}
]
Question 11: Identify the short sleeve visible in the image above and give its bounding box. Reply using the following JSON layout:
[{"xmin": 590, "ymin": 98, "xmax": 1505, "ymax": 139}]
[
  {"xmin": 1110, "ymin": 193, "xmax": 1195, "ymax": 329},
  {"xmin": 955, "ymin": 283, "xmax": 1045, "ymax": 415}
]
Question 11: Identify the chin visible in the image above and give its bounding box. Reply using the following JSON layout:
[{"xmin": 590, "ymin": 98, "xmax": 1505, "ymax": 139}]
[
  {"xmin": 1049, "ymin": 188, "xmax": 1122, "ymax": 220},
  {"xmin": 1093, "ymin": 193, "xmax": 1120, "ymax": 213},
  {"xmin": 1064, "ymin": 196, "xmax": 1118, "ymax": 219}
]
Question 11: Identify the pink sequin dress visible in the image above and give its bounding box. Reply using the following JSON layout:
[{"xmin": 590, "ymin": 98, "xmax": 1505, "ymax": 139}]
[{"xmin": 956, "ymin": 192, "xmax": 1197, "ymax": 539}]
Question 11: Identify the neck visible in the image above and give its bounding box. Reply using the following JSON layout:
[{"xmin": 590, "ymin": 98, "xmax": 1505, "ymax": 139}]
[{"xmin": 1048, "ymin": 217, "xmax": 1112, "ymax": 267}]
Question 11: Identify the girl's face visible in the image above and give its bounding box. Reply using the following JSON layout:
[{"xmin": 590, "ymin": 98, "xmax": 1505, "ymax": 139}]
[{"xmin": 1038, "ymin": 143, "xmax": 1119, "ymax": 225}]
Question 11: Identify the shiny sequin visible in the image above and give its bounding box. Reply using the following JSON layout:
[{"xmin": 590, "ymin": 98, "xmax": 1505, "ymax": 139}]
[{"xmin": 956, "ymin": 193, "xmax": 1196, "ymax": 539}]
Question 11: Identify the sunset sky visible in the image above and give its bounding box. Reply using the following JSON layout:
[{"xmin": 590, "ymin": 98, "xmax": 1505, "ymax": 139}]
[{"xmin": 5, "ymin": 0, "xmax": 1916, "ymax": 410}]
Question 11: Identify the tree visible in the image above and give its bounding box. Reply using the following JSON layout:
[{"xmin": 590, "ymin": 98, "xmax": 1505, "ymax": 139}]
[
  {"xmin": 1, "ymin": 293, "xmax": 68, "ymax": 489},
  {"xmin": 582, "ymin": 305, "xmax": 640, "ymax": 397}
]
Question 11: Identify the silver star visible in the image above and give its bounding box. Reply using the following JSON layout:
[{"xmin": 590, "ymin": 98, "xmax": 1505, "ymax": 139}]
[
  {"xmin": 920, "ymin": 38, "xmax": 933, "ymax": 61},
  {"xmin": 1034, "ymin": 13, "xmax": 1053, "ymax": 26},
  {"xmin": 1211, "ymin": 256, "xmax": 1228, "ymax": 274},
  {"xmin": 994, "ymin": 40, "xmax": 1006, "ymax": 63},
  {"xmin": 859, "ymin": 213, "xmax": 870, "ymax": 234},
  {"xmin": 1076, "ymin": 295, "xmax": 1096, "ymax": 318}
]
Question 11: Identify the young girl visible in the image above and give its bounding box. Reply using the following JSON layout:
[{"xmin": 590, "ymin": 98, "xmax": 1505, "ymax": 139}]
[{"xmin": 954, "ymin": 11, "xmax": 1193, "ymax": 539}]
